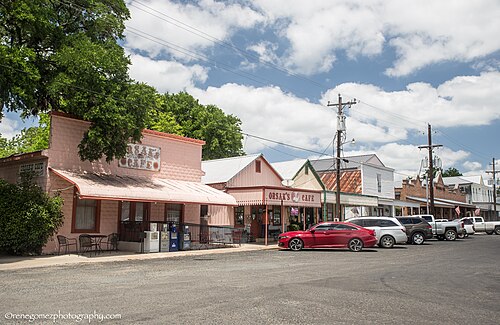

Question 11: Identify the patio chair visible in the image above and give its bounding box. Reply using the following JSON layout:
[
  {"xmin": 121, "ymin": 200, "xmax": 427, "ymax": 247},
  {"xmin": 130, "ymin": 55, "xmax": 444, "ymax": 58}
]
[
  {"xmin": 101, "ymin": 233, "xmax": 119, "ymax": 252},
  {"xmin": 57, "ymin": 235, "xmax": 77, "ymax": 255},
  {"xmin": 78, "ymin": 234, "xmax": 98, "ymax": 256}
]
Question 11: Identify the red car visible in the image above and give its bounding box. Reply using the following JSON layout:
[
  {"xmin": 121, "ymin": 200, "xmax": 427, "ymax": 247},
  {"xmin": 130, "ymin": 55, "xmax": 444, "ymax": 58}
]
[{"xmin": 278, "ymin": 222, "xmax": 377, "ymax": 252}]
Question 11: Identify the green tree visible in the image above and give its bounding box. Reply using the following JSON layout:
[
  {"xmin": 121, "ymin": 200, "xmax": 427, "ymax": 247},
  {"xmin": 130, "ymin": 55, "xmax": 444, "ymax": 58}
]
[
  {"xmin": 150, "ymin": 92, "xmax": 244, "ymax": 160},
  {"xmin": 0, "ymin": 0, "xmax": 150, "ymax": 162},
  {"xmin": 0, "ymin": 175, "xmax": 63, "ymax": 255},
  {"xmin": 0, "ymin": 113, "xmax": 50, "ymax": 158},
  {"xmin": 442, "ymin": 167, "xmax": 462, "ymax": 177}
]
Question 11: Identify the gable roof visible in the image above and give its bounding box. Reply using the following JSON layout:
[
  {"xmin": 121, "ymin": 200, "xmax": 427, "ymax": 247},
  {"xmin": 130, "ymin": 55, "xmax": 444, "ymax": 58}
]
[
  {"xmin": 443, "ymin": 175, "xmax": 484, "ymax": 186},
  {"xmin": 271, "ymin": 159, "xmax": 308, "ymax": 180},
  {"xmin": 310, "ymin": 153, "xmax": 390, "ymax": 172},
  {"xmin": 201, "ymin": 154, "xmax": 262, "ymax": 184},
  {"xmin": 319, "ymin": 170, "xmax": 362, "ymax": 193}
]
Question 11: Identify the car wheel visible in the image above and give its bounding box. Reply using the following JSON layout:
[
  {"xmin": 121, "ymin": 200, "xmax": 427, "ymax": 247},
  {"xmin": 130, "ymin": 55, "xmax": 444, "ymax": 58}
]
[
  {"xmin": 486, "ymin": 231, "xmax": 494, "ymax": 235},
  {"xmin": 437, "ymin": 235, "xmax": 445, "ymax": 241},
  {"xmin": 445, "ymin": 229, "xmax": 457, "ymax": 241},
  {"xmin": 348, "ymin": 238, "xmax": 363, "ymax": 252},
  {"xmin": 379, "ymin": 235, "xmax": 395, "ymax": 248},
  {"xmin": 288, "ymin": 238, "xmax": 304, "ymax": 251},
  {"xmin": 411, "ymin": 232, "xmax": 425, "ymax": 245},
  {"xmin": 458, "ymin": 231, "xmax": 466, "ymax": 239},
  {"xmin": 494, "ymin": 227, "xmax": 500, "ymax": 235}
]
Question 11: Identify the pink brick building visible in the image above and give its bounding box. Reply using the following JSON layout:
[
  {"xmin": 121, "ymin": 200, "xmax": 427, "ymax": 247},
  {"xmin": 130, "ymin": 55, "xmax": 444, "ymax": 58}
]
[{"xmin": 0, "ymin": 112, "xmax": 236, "ymax": 254}]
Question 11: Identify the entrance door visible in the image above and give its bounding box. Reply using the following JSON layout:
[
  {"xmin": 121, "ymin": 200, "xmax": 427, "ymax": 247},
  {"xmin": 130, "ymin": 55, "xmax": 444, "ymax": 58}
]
[
  {"xmin": 250, "ymin": 206, "xmax": 264, "ymax": 238},
  {"xmin": 119, "ymin": 201, "xmax": 150, "ymax": 242}
]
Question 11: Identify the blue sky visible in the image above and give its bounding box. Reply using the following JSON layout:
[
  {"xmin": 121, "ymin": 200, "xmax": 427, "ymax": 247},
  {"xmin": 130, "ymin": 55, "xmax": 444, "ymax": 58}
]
[{"xmin": 2, "ymin": 0, "xmax": 500, "ymax": 182}]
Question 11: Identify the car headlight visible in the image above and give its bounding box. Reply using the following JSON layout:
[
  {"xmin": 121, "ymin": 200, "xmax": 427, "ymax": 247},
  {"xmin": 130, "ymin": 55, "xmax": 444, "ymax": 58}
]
[{"xmin": 278, "ymin": 235, "xmax": 289, "ymax": 240}]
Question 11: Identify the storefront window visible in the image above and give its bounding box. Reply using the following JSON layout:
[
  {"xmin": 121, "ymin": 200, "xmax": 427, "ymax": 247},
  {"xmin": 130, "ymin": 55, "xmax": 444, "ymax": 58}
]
[
  {"xmin": 272, "ymin": 206, "xmax": 281, "ymax": 225},
  {"xmin": 135, "ymin": 202, "xmax": 144, "ymax": 222},
  {"xmin": 234, "ymin": 206, "xmax": 244, "ymax": 225},
  {"xmin": 73, "ymin": 198, "xmax": 99, "ymax": 232},
  {"xmin": 121, "ymin": 201, "xmax": 130, "ymax": 222},
  {"xmin": 165, "ymin": 203, "xmax": 183, "ymax": 224}
]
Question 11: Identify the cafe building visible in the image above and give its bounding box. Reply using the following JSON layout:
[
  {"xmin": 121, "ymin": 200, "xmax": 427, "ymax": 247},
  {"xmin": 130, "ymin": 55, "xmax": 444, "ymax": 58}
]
[
  {"xmin": 0, "ymin": 112, "xmax": 236, "ymax": 254},
  {"xmin": 201, "ymin": 154, "xmax": 322, "ymax": 242}
]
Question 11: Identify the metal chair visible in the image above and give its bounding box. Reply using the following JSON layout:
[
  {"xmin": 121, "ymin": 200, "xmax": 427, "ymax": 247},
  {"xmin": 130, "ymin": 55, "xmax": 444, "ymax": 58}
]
[
  {"xmin": 78, "ymin": 234, "xmax": 98, "ymax": 256},
  {"xmin": 102, "ymin": 233, "xmax": 119, "ymax": 252},
  {"xmin": 57, "ymin": 235, "xmax": 77, "ymax": 255}
]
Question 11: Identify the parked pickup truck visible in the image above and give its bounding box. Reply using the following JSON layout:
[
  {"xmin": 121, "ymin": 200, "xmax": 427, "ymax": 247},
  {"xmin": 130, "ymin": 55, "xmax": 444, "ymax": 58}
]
[
  {"xmin": 414, "ymin": 215, "xmax": 464, "ymax": 241},
  {"xmin": 470, "ymin": 217, "xmax": 500, "ymax": 235}
]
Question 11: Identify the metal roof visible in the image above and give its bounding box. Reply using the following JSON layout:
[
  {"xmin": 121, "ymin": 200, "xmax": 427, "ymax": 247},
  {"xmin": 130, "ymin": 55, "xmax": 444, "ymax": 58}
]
[
  {"xmin": 201, "ymin": 154, "xmax": 262, "ymax": 184},
  {"xmin": 51, "ymin": 168, "xmax": 237, "ymax": 206},
  {"xmin": 271, "ymin": 159, "xmax": 308, "ymax": 180}
]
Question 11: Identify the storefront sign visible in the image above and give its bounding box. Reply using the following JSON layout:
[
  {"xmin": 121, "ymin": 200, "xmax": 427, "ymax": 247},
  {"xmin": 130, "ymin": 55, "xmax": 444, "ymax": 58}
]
[
  {"xmin": 264, "ymin": 189, "xmax": 321, "ymax": 207},
  {"xmin": 119, "ymin": 144, "xmax": 161, "ymax": 171},
  {"xmin": 19, "ymin": 161, "xmax": 45, "ymax": 177}
]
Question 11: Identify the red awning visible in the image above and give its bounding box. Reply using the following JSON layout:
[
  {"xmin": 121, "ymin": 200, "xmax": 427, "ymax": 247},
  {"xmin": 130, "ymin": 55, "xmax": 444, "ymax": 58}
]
[{"xmin": 50, "ymin": 168, "xmax": 237, "ymax": 206}]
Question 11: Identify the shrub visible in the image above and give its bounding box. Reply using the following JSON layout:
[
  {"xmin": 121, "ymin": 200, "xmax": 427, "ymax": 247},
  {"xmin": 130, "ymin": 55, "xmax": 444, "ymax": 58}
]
[
  {"xmin": 0, "ymin": 176, "xmax": 63, "ymax": 255},
  {"xmin": 289, "ymin": 223, "xmax": 301, "ymax": 231}
]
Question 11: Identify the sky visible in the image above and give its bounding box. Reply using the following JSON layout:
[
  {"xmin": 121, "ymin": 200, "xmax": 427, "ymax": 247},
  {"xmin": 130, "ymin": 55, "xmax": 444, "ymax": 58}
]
[{"xmin": 2, "ymin": 0, "xmax": 500, "ymax": 183}]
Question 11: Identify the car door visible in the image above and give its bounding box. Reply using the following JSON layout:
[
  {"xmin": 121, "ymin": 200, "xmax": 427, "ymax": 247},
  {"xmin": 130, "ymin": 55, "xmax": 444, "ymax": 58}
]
[
  {"xmin": 309, "ymin": 224, "xmax": 332, "ymax": 247},
  {"xmin": 474, "ymin": 217, "xmax": 485, "ymax": 232},
  {"xmin": 328, "ymin": 224, "xmax": 358, "ymax": 246}
]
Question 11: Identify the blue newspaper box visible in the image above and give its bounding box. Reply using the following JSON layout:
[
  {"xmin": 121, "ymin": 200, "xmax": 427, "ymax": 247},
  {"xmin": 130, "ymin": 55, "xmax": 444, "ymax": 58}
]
[{"xmin": 169, "ymin": 224, "xmax": 178, "ymax": 252}]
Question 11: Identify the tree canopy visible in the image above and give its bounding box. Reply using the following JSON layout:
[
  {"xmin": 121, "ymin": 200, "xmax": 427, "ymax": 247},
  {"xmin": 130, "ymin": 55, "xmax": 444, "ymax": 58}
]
[
  {"xmin": 0, "ymin": 1, "xmax": 244, "ymax": 162},
  {"xmin": 442, "ymin": 167, "xmax": 462, "ymax": 177},
  {"xmin": 0, "ymin": 0, "xmax": 153, "ymax": 162},
  {"xmin": 148, "ymin": 92, "xmax": 244, "ymax": 160}
]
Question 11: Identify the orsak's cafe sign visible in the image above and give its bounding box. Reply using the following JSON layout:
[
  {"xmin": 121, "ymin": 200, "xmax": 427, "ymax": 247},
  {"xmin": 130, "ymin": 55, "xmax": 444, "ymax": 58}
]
[
  {"xmin": 264, "ymin": 189, "xmax": 321, "ymax": 207},
  {"xmin": 119, "ymin": 144, "xmax": 161, "ymax": 171}
]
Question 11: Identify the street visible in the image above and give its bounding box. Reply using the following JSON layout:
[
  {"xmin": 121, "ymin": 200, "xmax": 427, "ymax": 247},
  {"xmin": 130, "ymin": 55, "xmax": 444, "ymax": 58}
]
[{"xmin": 1, "ymin": 235, "xmax": 499, "ymax": 324}]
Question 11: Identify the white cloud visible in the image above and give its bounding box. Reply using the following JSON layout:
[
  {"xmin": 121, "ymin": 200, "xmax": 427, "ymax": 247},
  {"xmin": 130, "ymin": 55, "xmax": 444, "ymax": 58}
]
[
  {"xmin": 125, "ymin": 0, "xmax": 265, "ymax": 61},
  {"xmin": 322, "ymin": 71, "xmax": 500, "ymax": 130},
  {"xmin": 0, "ymin": 116, "xmax": 20, "ymax": 139},
  {"xmin": 128, "ymin": 53, "xmax": 208, "ymax": 93},
  {"xmin": 462, "ymin": 161, "xmax": 483, "ymax": 172},
  {"xmin": 249, "ymin": 0, "xmax": 500, "ymax": 76}
]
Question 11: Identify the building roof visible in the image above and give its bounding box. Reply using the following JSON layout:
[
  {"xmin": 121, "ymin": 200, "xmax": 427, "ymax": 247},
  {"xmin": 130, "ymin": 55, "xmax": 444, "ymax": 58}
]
[
  {"xmin": 271, "ymin": 159, "xmax": 308, "ymax": 180},
  {"xmin": 319, "ymin": 169, "xmax": 362, "ymax": 193},
  {"xmin": 51, "ymin": 168, "xmax": 237, "ymax": 206},
  {"xmin": 201, "ymin": 154, "xmax": 262, "ymax": 184},
  {"xmin": 310, "ymin": 154, "xmax": 391, "ymax": 172},
  {"xmin": 443, "ymin": 175, "xmax": 484, "ymax": 186}
]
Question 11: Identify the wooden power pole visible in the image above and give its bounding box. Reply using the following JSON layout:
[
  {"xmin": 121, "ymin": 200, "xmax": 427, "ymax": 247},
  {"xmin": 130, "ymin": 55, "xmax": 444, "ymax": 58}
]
[
  {"xmin": 418, "ymin": 124, "xmax": 442, "ymax": 216},
  {"xmin": 327, "ymin": 94, "xmax": 357, "ymax": 221}
]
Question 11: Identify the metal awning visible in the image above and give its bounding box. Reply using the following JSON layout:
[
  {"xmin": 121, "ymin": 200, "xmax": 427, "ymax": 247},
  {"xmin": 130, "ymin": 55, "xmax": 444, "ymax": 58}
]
[
  {"xmin": 50, "ymin": 168, "xmax": 237, "ymax": 206},
  {"xmin": 324, "ymin": 192, "xmax": 379, "ymax": 207}
]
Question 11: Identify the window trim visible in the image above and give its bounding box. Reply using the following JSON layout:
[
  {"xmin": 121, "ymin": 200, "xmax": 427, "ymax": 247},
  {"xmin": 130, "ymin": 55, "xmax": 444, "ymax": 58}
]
[
  {"xmin": 72, "ymin": 190, "xmax": 101, "ymax": 233},
  {"xmin": 234, "ymin": 206, "xmax": 245, "ymax": 226}
]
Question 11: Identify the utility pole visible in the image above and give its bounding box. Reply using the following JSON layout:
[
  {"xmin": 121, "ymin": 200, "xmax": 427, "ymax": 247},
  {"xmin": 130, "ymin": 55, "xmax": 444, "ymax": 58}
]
[
  {"xmin": 327, "ymin": 94, "xmax": 357, "ymax": 221},
  {"xmin": 486, "ymin": 158, "xmax": 499, "ymax": 221},
  {"xmin": 418, "ymin": 124, "xmax": 442, "ymax": 217}
]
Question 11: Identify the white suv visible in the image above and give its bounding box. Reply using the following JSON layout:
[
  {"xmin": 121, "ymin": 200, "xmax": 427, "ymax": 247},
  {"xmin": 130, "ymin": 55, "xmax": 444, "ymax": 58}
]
[{"xmin": 347, "ymin": 216, "xmax": 408, "ymax": 248}]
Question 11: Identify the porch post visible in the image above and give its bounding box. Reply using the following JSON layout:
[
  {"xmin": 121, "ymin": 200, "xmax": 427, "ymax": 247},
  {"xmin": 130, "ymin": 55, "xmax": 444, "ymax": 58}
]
[{"xmin": 265, "ymin": 204, "xmax": 268, "ymax": 246}]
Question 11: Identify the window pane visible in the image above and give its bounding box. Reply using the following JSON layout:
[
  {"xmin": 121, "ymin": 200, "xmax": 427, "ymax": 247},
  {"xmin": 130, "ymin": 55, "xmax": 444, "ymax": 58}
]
[
  {"xmin": 234, "ymin": 206, "xmax": 244, "ymax": 225},
  {"xmin": 273, "ymin": 206, "xmax": 281, "ymax": 225},
  {"xmin": 121, "ymin": 202, "xmax": 130, "ymax": 222},
  {"xmin": 75, "ymin": 199, "xmax": 96, "ymax": 230},
  {"xmin": 135, "ymin": 202, "xmax": 144, "ymax": 222}
]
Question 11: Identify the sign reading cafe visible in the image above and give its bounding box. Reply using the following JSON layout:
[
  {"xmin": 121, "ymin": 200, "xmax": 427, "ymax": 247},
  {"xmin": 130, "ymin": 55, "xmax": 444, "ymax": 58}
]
[{"xmin": 119, "ymin": 144, "xmax": 161, "ymax": 171}]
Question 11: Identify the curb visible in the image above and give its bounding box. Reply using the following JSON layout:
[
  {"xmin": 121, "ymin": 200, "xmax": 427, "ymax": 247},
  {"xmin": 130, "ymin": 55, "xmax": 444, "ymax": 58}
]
[{"xmin": 0, "ymin": 244, "xmax": 279, "ymax": 271}]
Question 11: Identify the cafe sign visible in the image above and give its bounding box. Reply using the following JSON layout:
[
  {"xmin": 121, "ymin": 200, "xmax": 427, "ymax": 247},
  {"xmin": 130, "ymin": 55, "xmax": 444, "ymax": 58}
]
[
  {"xmin": 264, "ymin": 189, "xmax": 321, "ymax": 207},
  {"xmin": 119, "ymin": 144, "xmax": 161, "ymax": 171}
]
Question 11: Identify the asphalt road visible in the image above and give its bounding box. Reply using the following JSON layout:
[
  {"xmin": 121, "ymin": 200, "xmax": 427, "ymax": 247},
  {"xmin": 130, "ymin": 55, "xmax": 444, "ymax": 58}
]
[{"xmin": 1, "ymin": 235, "xmax": 499, "ymax": 324}]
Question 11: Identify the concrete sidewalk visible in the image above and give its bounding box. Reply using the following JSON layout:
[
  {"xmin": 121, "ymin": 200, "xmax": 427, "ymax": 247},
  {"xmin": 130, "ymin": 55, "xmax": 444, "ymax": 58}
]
[{"xmin": 0, "ymin": 243, "xmax": 278, "ymax": 271}]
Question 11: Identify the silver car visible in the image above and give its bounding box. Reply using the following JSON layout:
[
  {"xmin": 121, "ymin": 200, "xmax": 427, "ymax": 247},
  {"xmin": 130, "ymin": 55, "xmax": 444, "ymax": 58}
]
[{"xmin": 347, "ymin": 216, "xmax": 408, "ymax": 248}]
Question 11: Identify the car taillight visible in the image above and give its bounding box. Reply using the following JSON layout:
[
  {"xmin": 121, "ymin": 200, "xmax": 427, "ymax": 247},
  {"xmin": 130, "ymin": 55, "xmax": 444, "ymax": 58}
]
[
  {"xmin": 369, "ymin": 229, "xmax": 375, "ymax": 236},
  {"xmin": 427, "ymin": 225, "xmax": 432, "ymax": 229}
]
